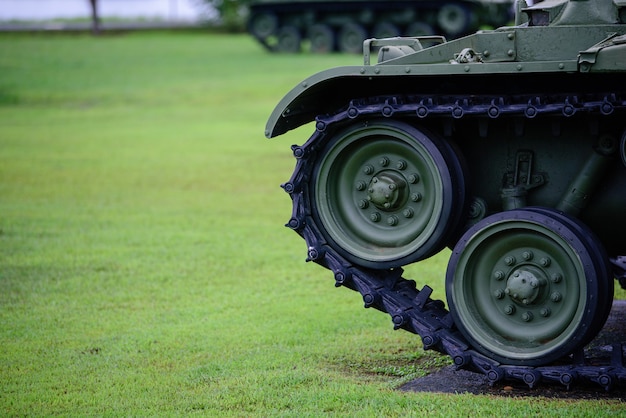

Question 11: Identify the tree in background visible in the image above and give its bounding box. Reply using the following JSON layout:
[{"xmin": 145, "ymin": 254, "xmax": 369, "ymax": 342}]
[
  {"xmin": 202, "ymin": 0, "xmax": 250, "ymax": 31},
  {"xmin": 88, "ymin": 0, "xmax": 100, "ymax": 35}
]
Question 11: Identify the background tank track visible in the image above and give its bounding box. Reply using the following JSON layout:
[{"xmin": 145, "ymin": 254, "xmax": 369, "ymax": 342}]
[{"xmin": 281, "ymin": 91, "xmax": 626, "ymax": 391}]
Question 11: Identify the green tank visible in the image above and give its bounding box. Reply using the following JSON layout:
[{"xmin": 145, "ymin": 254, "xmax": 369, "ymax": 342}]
[
  {"xmin": 248, "ymin": 0, "xmax": 514, "ymax": 52},
  {"xmin": 266, "ymin": 0, "xmax": 626, "ymax": 389}
]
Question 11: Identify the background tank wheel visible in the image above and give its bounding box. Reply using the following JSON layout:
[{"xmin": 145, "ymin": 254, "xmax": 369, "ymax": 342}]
[
  {"xmin": 276, "ymin": 26, "xmax": 301, "ymax": 53},
  {"xmin": 372, "ymin": 22, "xmax": 400, "ymax": 39},
  {"xmin": 437, "ymin": 4, "xmax": 470, "ymax": 36},
  {"xmin": 309, "ymin": 24, "xmax": 335, "ymax": 53},
  {"xmin": 405, "ymin": 22, "xmax": 435, "ymax": 37},
  {"xmin": 312, "ymin": 119, "xmax": 465, "ymax": 268},
  {"xmin": 446, "ymin": 208, "xmax": 613, "ymax": 366},
  {"xmin": 338, "ymin": 23, "xmax": 368, "ymax": 54},
  {"xmin": 248, "ymin": 12, "xmax": 279, "ymax": 39}
]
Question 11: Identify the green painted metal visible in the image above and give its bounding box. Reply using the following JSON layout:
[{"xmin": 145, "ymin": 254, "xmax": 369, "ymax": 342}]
[
  {"xmin": 267, "ymin": 0, "xmax": 626, "ymax": 381},
  {"xmin": 312, "ymin": 120, "xmax": 463, "ymax": 267},
  {"xmin": 266, "ymin": 0, "xmax": 626, "ymax": 138},
  {"xmin": 446, "ymin": 209, "xmax": 612, "ymax": 365}
]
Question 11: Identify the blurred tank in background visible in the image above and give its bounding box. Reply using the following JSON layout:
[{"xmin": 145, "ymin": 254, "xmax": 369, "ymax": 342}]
[{"xmin": 247, "ymin": 0, "xmax": 514, "ymax": 52}]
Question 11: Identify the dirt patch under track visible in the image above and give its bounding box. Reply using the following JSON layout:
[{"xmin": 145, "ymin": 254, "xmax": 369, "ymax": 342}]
[{"xmin": 400, "ymin": 301, "xmax": 626, "ymax": 399}]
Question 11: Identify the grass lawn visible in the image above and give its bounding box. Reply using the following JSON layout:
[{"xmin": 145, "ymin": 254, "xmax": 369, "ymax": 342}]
[{"xmin": 1, "ymin": 31, "xmax": 624, "ymax": 416}]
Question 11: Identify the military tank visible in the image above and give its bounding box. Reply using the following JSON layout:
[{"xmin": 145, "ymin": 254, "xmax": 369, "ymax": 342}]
[
  {"xmin": 248, "ymin": 0, "xmax": 515, "ymax": 52},
  {"xmin": 266, "ymin": 0, "xmax": 626, "ymax": 389}
]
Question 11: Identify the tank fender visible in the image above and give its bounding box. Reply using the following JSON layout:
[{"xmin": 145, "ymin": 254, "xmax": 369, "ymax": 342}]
[{"xmin": 266, "ymin": 66, "xmax": 388, "ymax": 138}]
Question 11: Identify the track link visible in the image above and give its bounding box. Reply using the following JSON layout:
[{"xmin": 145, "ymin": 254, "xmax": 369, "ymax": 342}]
[{"xmin": 282, "ymin": 92, "xmax": 626, "ymax": 391}]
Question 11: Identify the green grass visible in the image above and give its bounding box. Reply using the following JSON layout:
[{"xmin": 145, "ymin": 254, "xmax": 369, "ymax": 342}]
[{"xmin": 1, "ymin": 32, "xmax": 624, "ymax": 416}]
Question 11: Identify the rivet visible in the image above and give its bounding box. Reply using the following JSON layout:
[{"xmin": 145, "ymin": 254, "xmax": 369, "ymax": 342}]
[
  {"xmin": 558, "ymin": 63, "xmax": 565, "ymax": 70},
  {"xmin": 507, "ymin": 49, "xmax": 515, "ymax": 56},
  {"xmin": 483, "ymin": 50, "xmax": 490, "ymax": 57},
  {"xmin": 360, "ymin": 68, "xmax": 366, "ymax": 74},
  {"xmin": 374, "ymin": 68, "xmax": 380, "ymax": 74},
  {"xmin": 388, "ymin": 183, "xmax": 396, "ymax": 191},
  {"xmin": 507, "ymin": 33, "xmax": 514, "ymax": 40},
  {"xmin": 464, "ymin": 65, "xmax": 470, "ymax": 72},
  {"xmin": 405, "ymin": 67, "xmax": 411, "ymax": 73},
  {"xmin": 301, "ymin": 81, "xmax": 308, "ymax": 88},
  {"xmin": 516, "ymin": 64, "xmax": 522, "ymax": 71}
]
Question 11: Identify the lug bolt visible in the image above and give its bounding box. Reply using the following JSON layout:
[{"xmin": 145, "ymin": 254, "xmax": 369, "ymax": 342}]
[
  {"xmin": 494, "ymin": 289, "xmax": 505, "ymax": 299},
  {"xmin": 551, "ymin": 292, "xmax": 562, "ymax": 302},
  {"xmin": 403, "ymin": 208, "xmax": 414, "ymax": 218},
  {"xmin": 551, "ymin": 273, "xmax": 562, "ymax": 283},
  {"xmin": 494, "ymin": 270, "xmax": 505, "ymax": 281},
  {"xmin": 379, "ymin": 157, "xmax": 389, "ymax": 167},
  {"xmin": 396, "ymin": 160, "xmax": 407, "ymax": 170},
  {"xmin": 540, "ymin": 307, "xmax": 551, "ymax": 317},
  {"xmin": 387, "ymin": 215, "xmax": 398, "ymax": 226},
  {"xmin": 540, "ymin": 257, "xmax": 551, "ymax": 267},
  {"xmin": 522, "ymin": 251, "xmax": 533, "ymax": 260},
  {"xmin": 370, "ymin": 213, "xmax": 381, "ymax": 222},
  {"xmin": 408, "ymin": 174, "xmax": 420, "ymax": 184},
  {"xmin": 358, "ymin": 200, "xmax": 369, "ymax": 209},
  {"xmin": 521, "ymin": 311, "xmax": 533, "ymax": 322},
  {"xmin": 504, "ymin": 256, "xmax": 516, "ymax": 266},
  {"xmin": 363, "ymin": 165, "xmax": 374, "ymax": 175},
  {"xmin": 356, "ymin": 181, "xmax": 367, "ymax": 191},
  {"xmin": 411, "ymin": 192, "xmax": 422, "ymax": 202},
  {"xmin": 504, "ymin": 305, "xmax": 515, "ymax": 315}
]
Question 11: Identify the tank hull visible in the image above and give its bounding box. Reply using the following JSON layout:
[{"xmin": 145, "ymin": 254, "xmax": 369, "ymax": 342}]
[{"xmin": 266, "ymin": 0, "xmax": 626, "ymax": 389}]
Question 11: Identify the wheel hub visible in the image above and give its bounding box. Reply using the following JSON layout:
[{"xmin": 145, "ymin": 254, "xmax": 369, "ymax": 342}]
[
  {"xmin": 367, "ymin": 170, "xmax": 407, "ymax": 211},
  {"xmin": 505, "ymin": 267, "xmax": 546, "ymax": 305}
]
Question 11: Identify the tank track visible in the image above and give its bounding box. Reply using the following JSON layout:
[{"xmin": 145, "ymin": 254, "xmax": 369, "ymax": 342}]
[{"xmin": 282, "ymin": 91, "xmax": 626, "ymax": 391}]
